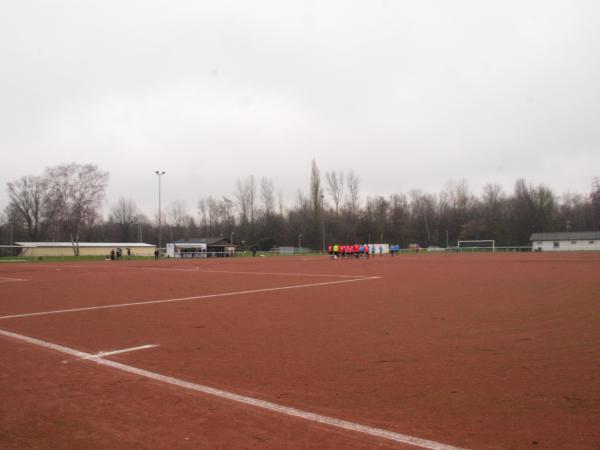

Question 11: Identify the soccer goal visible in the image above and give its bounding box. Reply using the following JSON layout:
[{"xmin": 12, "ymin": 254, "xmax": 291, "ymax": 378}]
[{"xmin": 456, "ymin": 240, "xmax": 496, "ymax": 252}]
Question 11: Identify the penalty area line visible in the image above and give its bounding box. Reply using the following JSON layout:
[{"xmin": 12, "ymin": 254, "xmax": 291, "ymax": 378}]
[
  {"xmin": 138, "ymin": 266, "xmax": 371, "ymax": 278},
  {"xmin": 0, "ymin": 276, "xmax": 380, "ymax": 321},
  {"xmin": 0, "ymin": 328, "xmax": 468, "ymax": 450}
]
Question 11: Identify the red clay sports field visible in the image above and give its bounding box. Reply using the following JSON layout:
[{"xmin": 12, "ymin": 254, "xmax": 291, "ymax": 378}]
[{"xmin": 1, "ymin": 253, "xmax": 599, "ymax": 449}]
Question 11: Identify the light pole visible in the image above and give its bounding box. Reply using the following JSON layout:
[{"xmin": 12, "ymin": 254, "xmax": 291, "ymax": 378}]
[
  {"xmin": 298, "ymin": 233, "xmax": 302, "ymax": 251},
  {"xmin": 230, "ymin": 231, "xmax": 235, "ymax": 245},
  {"xmin": 155, "ymin": 171, "xmax": 166, "ymax": 253}
]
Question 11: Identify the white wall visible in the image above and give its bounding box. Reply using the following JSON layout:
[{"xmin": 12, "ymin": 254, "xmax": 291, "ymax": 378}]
[{"xmin": 533, "ymin": 240, "xmax": 600, "ymax": 252}]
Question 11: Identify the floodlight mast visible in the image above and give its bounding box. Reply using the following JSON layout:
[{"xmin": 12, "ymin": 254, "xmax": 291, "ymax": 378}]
[{"xmin": 155, "ymin": 171, "xmax": 166, "ymax": 253}]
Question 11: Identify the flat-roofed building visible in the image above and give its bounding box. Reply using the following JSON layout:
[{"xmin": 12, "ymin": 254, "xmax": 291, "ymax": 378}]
[
  {"xmin": 530, "ymin": 232, "xmax": 600, "ymax": 252},
  {"xmin": 15, "ymin": 242, "xmax": 156, "ymax": 257}
]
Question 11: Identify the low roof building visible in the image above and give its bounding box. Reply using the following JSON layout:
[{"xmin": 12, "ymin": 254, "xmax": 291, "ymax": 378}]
[
  {"xmin": 529, "ymin": 232, "xmax": 600, "ymax": 252},
  {"xmin": 15, "ymin": 242, "xmax": 156, "ymax": 257}
]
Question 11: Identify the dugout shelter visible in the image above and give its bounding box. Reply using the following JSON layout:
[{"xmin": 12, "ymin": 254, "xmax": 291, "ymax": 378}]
[{"xmin": 169, "ymin": 237, "xmax": 236, "ymax": 258}]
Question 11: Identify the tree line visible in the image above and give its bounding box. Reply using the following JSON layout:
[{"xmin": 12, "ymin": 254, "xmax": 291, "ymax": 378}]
[{"xmin": 2, "ymin": 161, "xmax": 600, "ymax": 251}]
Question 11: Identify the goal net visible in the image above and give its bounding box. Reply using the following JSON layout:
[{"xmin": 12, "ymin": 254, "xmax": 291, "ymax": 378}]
[{"xmin": 456, "ymin": 240, "xmax": 495, "ymax": 252}]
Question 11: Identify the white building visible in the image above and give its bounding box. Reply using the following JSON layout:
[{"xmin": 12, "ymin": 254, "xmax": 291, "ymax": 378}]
[
  {"xmin": 15, "ymin": 242, "xmax": 156, "ymax": 257},
  {"xmin": 530, "ymin": 232, "xmax": 600, "ymax": 252}
]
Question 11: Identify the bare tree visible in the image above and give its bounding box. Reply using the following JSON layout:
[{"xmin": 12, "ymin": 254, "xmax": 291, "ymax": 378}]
[
  {"xmin": 198, "ymin": 196, "xmax": 234, "ymax": 236},
  {"xmin": 221, "ymin": 196, "xmax": 235, "ymax": 228},
  {"xmin": 325, "ymin": 171, "xmax": 344, "ymax": 215},
  {"xmin": 206, "ymin": 196, "xmax": 222, "ymax": 234},
  {"xmin": 373, "ymin": 196, "xmax": 389, "ymax": 242},
  {"xmin": 0, "ymin": 210, "xmax": 9, "ymax": 245},
  {"xmin": 365, "ymin": 196, "xmax": 389, "ymax": 242},
  {"xmin": 531, "ymin": 184, "xmax": 557, "ymax": 231},
  {"xmin": 278, "ymin": 191, "xmax": 285, "ymax": 216},
  {"xmin": 234, "ymin": 179, "xmax": 246, "ymax": 223},
  {"xmin": 388, "ymin": 193, "xmax": 410, "ymax": 244},
  {"xmin": 295, "ymin": 190, "xmax": 310, "ymax": 211},
  {"xmin": 234, "ymin": 176, "xmax": 257, "ymax": 240},
  {"xmin": 0, "ymin": 205, "xmax": 22, "ymax": 245},
  {"xmin": 440, "ymin": 179, "xmax": 477, "ymax": 243},
  {"xmin": 559, "ymin": 192, "xmax": 588, "ymax": 232},
  {"xmin": 309, "ymin": 159, "xmax": 323, "ymax": 212},
  {"xmin": 410, "ymin": 189, "xmax": 437, "ymax": 244},
  {"xmin": 260, "ymin": 177, "xmax": 276, "ymax": 221},
  {"xmin": 248, "ymin": 176, "xmax": 256, "ymax": 226},
  {"xmin": 591, "ymin": 176, "xmax": 600, "ymax": 229},
  {"xmin": 235, "ymin": 176, "xmax": 256, "ymax": 224},
  {"xmin": 345, "ymin": 170, "xmax": 361, "ymax": 217},
  {"xmin": 168, "ymin": 200, "xmax": 191, "ymax": 228},
  {"xmin": 479, "ymin": 183, "xmax": 507, "ymax": 242},
  {"xmin": 197, "ymin": 198, "xmax": 208, "ymax": 233},
  {"xmin": 510, "ymin": 179, "xmax": 557, "ymax": 244},
  {"xmin": 109, "ymin": 197, "xmax": 140, "ymax": 241},
  {"xmin": 7, "ymin": 175, "xmax": 61, "ymax": 240},
  {"xmin": 46, "ymin": 163, "xmax": 109, "ymax": 255},
  {"xmin": 162, "ymin": 201, "xmax": 194, "ymax": 241}
]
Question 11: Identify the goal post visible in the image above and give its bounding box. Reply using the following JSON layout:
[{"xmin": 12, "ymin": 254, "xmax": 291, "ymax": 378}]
[{"xmin": 456, "ymin": 240, "xmax": 496, "ymax": 252}]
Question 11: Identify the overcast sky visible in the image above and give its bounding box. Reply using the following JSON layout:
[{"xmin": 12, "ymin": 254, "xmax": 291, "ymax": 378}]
[{"xmin": 1, "ymin": 0, "xmax": 599, "ymax": 217}]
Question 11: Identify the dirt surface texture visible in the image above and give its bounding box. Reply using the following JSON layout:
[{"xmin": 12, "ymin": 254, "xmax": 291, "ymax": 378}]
[{"xmin": 1, "ymin": 252, "xmax": 599, "ymax": 449}]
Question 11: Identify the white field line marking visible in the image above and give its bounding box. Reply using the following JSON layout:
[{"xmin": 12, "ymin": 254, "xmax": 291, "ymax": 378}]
[
  {"xmin": 0, "ymin": 277, "xmax": 380, "ymax": 321},
  {"xmin": 0, "ymin": 328, "xmax": 468, "ymax": 450},
  {"xmin": 80, "ymin": 344, "xmax": 159, "ymax": 360},
  {"xmin": 0, "ymin": 277, "xmax": 27, "ymax": 283},
  {"xmin": 62, "ymin": 344, "xmax": 159, "ymax": 364},
  {"xmin": 139, "ymin": 266, "xmax": 370, "ymax": 279}
]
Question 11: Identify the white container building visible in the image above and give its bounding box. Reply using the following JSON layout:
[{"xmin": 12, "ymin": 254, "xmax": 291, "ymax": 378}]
[{"xmin": 530, "ymin": 232, "xmax": 600, "ymax": 252}]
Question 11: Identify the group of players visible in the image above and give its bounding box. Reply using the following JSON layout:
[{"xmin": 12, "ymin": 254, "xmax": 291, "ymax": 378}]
[{"xmin": 327, "ymin": 243, "xmax": 382, "ymax": 259}]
